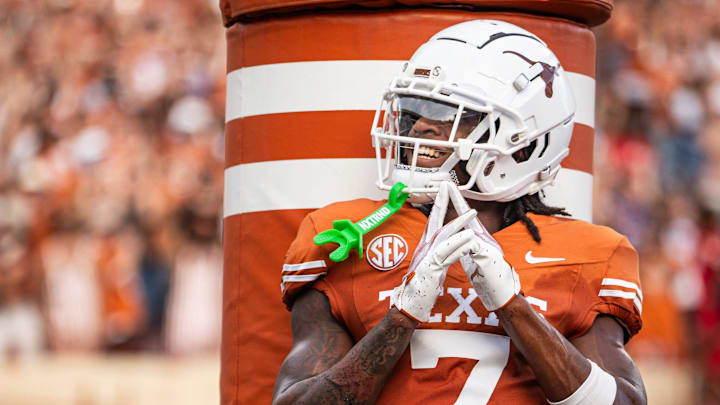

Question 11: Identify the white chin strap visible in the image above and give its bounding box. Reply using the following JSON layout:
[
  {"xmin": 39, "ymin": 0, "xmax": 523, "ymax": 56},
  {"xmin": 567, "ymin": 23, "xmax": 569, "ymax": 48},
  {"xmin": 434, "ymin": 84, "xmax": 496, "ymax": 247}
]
[{"xmin": 392, "ymin": 167, "xmax": 461, "ymax": 203}]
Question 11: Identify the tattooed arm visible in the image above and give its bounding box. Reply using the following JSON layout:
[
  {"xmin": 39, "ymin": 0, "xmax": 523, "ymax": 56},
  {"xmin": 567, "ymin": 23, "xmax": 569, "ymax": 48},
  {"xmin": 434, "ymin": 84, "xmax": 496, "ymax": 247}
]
[{"xmin": 272, "ymin": 289, "xmax": 418, "ymax": 405}]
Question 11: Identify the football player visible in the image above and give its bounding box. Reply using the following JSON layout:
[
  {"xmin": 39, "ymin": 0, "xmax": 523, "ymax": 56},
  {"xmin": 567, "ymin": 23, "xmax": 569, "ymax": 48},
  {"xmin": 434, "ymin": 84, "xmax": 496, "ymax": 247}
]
[{"xmin": 273, "ymin": 20, "xmax": 647, "ymax": 405}]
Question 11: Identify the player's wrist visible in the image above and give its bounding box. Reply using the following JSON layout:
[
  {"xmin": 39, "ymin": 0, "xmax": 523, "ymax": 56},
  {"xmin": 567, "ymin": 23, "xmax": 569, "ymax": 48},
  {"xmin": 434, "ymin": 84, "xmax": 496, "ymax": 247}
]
[
  {"xmin": 493, "ymin": 292, "xmax": 523, "ymax": 315},
  {"xmin": 475, "ymin": 288, "xmax": 520, "ymax": 312},
  {"xmin": 390, "ymin": 281, "xmax": 437, "ymax": 323},
  {"xmin": 389, "ymin": 306, "xmax": 421, "ymax": 328}
]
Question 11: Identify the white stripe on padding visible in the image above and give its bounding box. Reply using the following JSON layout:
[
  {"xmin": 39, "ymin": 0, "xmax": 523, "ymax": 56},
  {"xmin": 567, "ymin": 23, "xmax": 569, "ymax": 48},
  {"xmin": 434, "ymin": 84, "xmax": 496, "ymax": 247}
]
[
  {"xmin": 282, "ymin": 260, "xmax": 327, "ymax": 272},
  {"xmin": 281, "ymin": 272, "xmax": 327, "ymax": 292},
  {"xmin": 224, "ymin": 159, "xmax": 385, "ymax": 217},
  {"xmin": 566, "ymin": 73, "xmax": 595, "ymax": 128},
  {"xmin": 224, "ymin": 159, "xmax": 592, "ymax": 222},
  {"xmin": 541, "ymin": 168, "xmax": 593, "ymax": 223},
  {"xmin": 598, "ymin": 289, "xmax": 642, "ymax": 314},
  {"xmin": 225, "ymin": 61, "xmax": 595, "ymax": 128},
  {"xmin": 225, "ymin": 61, "xmax": 399, "ymax": 121},
  {"xmin": 602, "ymin": 278, "xmax": 643, "ymax": 300}
]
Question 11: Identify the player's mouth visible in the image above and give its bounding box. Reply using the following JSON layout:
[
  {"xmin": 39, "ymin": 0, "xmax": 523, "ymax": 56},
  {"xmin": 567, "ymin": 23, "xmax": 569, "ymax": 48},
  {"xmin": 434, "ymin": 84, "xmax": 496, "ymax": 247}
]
[{"xmin": 406, "ymin": 145, "xmax": 451, "ymax": 167}]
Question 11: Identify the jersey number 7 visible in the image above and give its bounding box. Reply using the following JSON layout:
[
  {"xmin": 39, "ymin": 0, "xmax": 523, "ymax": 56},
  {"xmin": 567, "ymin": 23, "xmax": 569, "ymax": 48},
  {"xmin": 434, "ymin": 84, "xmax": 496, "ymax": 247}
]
[{"xmin": 410, "ymin": 330, "xmax": 511, "ymax": 404}]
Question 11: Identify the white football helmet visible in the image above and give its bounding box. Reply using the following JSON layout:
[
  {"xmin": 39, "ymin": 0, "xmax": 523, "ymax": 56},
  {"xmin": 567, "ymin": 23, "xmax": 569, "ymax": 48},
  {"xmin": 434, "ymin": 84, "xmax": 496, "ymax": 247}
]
[{"xmin": 371, "ymin": 20, "xmax": 576, "ymax": 202}]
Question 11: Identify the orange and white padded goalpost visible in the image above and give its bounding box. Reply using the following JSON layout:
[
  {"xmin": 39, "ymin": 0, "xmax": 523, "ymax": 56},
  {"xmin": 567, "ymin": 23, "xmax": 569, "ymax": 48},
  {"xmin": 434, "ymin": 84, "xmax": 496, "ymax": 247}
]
[{"xmin": 219, "ymin": 1, "xmax": 613, "ymax": 403}]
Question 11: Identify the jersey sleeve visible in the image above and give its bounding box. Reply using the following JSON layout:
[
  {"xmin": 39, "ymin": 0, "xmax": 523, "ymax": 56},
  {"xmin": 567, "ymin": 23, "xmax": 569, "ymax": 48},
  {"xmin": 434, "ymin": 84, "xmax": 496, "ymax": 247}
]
[
  {"xmin": 281, "ymin": 212, "xmax": 335, "ymax": 310},
  {"xmin": 570, "ymin": 236, "xmax": 643, "ymax": 340}
]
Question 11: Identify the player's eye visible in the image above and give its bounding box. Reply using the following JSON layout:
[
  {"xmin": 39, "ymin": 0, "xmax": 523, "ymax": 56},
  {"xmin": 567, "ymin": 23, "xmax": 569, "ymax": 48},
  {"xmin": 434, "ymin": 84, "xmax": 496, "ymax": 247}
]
[{"xmin": 398, "ymin": 112, "xmax": 420, "ymax": 136}]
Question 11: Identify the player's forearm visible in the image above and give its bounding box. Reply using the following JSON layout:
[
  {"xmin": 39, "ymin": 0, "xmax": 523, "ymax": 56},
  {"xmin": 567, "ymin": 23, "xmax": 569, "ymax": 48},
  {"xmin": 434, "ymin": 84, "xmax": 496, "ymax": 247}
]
[
  {"xmin": 496, "ymin": 295, "xmax": 591, "ymax": 402},
  {"xmin": 276, "ymin": 308, "xmax": 417, "ymax": 405},
  {"xmin": 497, "ymin": 297, "xmax": 646, "ymax": 405}
]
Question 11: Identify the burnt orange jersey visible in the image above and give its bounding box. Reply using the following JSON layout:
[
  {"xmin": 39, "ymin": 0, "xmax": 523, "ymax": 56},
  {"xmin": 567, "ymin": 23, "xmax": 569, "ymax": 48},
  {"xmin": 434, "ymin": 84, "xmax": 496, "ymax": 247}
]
[{"xmin": 282, "ymin": 199, "xmax": 642, "ymax": 404}]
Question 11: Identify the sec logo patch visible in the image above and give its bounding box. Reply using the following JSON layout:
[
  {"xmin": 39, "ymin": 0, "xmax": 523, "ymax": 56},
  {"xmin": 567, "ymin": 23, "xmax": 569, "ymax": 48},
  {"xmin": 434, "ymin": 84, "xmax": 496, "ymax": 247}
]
[{"xmin": 366, "ymin": 234, "xmax": 408, "ymax": 271}]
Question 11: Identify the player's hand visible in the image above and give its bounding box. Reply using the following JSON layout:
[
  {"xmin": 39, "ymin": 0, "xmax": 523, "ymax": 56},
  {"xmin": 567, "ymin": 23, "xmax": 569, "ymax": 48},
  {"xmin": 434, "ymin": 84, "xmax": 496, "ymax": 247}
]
[
  {"xmin": 460, "ymin": 218, "xmax": 521, "ymax": 312},
  {"xmin": 391, "ymin": 182, "xmax": 477, "ymax": 323},
  {"xmin": 440, "ymin": 181, "xmax": 522, "ymax": 312}
]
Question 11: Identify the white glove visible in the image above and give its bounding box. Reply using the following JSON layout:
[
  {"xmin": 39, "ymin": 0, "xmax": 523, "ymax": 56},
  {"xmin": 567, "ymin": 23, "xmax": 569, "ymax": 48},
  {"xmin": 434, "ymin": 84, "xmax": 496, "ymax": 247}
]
[
  {"xmin": 461, "ymin": 232, "xmax": 521, "ymax": 311},
  {"xmin": 391, "ymin": 182, "xmax": 478, "ymax": 323},
  {"xmin": 444, "ymin": 182, "xmax": 522, "ymax": 312}
]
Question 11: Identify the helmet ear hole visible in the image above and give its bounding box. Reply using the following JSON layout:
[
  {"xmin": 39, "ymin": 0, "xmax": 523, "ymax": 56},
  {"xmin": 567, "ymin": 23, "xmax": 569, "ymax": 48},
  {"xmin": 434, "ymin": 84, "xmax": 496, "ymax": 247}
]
[
  {"xmin": 512, "ymin": 139, "xmax": 537, "ymax": 163},
  {"xmin": 483, "ymin": 161, "xmax": 495, "ymax": 176}
]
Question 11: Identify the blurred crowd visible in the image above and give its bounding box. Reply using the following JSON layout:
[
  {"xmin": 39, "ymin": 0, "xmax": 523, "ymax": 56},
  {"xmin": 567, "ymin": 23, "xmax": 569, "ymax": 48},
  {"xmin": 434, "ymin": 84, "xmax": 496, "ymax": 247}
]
[
  {"xmin": 594, "ymin": 1, "xmax": 720, "ymax": 403},
  {"xmin": 1, "ymin": 0, "xmax": 719, "ymax": 402},
  {"xmin": 0, "ymin": 0, "xmax": 225, "ymax": 358}
]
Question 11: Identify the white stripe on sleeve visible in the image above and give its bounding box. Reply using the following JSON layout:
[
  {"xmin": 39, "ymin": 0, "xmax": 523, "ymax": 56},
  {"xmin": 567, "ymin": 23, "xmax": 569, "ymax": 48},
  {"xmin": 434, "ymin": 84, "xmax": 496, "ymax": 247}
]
[
  {"xmin": 598, "ymin": 289, "xmax": 642, "ymax": 314},
  {"xmin": 281, "ymin": 272, "xmax": 327, "ymax": 292},
  {"xmin": 601, "ymin": 278, "xmax": 643, "ymax": 300},
  {"xmin": 282, "ymin": 260, "xmax": 327, "ymax": 272}
]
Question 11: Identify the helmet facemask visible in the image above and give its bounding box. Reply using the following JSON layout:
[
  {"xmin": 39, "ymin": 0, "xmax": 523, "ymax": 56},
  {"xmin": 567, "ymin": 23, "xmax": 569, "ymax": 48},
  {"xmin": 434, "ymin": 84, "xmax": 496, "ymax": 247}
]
[
  {"xmin": 394, "ymin": 96, "xmax": 485, "ymax": 178},
  {"xmin": 371, "ymin": 75, "xmax": 530, "ymax": 203}
]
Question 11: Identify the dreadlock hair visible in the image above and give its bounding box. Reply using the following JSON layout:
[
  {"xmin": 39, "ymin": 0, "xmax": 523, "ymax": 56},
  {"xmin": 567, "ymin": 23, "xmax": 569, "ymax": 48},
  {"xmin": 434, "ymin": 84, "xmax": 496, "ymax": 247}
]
[{"xmin": 502, "ymin": 192, "xmax": 569, "ymax": 243}]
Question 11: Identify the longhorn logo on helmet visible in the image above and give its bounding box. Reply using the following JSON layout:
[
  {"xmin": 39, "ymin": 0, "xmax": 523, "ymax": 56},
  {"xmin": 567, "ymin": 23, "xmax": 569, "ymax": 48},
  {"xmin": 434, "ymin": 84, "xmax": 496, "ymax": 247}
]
[{"xmin": 503, "ymin": 50, "xmax": 557, "ymax": 98}]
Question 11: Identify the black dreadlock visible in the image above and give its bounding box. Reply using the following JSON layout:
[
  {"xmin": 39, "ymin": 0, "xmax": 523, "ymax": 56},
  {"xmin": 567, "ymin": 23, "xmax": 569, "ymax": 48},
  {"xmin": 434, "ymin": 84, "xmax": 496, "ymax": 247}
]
[{"xmin": 502, "ymin": 192, "xmax": 569, "ymax": 243}]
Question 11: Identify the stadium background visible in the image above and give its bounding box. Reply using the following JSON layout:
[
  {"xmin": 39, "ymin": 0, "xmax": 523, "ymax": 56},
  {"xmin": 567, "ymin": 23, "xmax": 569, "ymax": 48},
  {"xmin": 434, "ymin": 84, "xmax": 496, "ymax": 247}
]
[{"xmin": 0, "ymin": 0, "xmax": 718, "ymax": 403}]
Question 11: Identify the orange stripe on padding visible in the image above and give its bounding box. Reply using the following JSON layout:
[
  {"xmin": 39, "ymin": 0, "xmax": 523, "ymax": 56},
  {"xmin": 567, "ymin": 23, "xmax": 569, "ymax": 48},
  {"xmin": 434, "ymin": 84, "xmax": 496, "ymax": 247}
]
[
  {"xmin": 226, "ymin": 113, "xmax": 593, "ymax": 174},
  {"xmin": 225, "ymin": 111, "xmax": 375, "ymax": 167},
  {"xmin": 565, "ymin": 123, "xmax": 594, "ymax": 174},
  {"xmin": 227, "ymin": 10, "xmax": 595, "ymax": 78}
]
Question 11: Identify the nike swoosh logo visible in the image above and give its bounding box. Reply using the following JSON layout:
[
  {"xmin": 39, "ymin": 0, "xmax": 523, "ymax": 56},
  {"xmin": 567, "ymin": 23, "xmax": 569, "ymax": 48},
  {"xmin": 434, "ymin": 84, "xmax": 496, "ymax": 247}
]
[{"xmin": 525, "ymin": 251, "xmax": 566, "ymax": 264}]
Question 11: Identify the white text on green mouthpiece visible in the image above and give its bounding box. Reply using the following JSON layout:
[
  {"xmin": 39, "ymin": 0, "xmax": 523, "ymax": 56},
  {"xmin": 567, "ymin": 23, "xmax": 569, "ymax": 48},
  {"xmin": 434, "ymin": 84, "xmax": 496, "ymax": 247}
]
[{"xmin": 357, "ymin": 207, "xmax": 392, "ymax": 231}]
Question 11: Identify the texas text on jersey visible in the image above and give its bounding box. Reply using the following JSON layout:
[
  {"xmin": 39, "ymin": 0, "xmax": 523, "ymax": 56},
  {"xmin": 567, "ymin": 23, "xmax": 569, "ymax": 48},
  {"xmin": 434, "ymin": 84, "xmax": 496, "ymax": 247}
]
[{"xmin": 281, "ymin": 199, "xmax": 641, "ymax": 404}]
